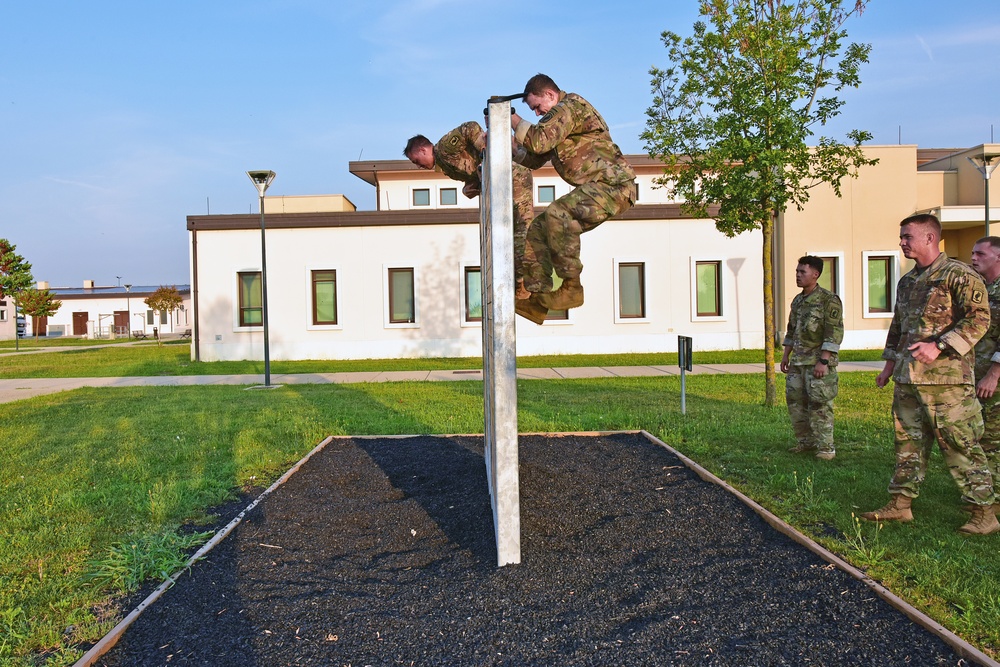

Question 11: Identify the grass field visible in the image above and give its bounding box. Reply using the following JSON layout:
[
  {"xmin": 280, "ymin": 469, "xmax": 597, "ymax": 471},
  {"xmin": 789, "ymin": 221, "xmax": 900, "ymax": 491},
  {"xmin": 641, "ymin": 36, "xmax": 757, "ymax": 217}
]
[{"xmin": 3, "ymin": 345, "xmax": 997, "ymax": 665}]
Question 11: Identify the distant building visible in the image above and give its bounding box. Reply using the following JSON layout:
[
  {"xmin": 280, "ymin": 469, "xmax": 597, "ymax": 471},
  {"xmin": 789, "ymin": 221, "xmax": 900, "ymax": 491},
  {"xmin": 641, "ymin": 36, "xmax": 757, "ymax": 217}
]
[
  {"xmin": 185, "ymin": 144, "xmax": 998, "ymax": 362},
  {"xmin": 23, "ymin": 281, "xmax": 191, "ymax": 338}
]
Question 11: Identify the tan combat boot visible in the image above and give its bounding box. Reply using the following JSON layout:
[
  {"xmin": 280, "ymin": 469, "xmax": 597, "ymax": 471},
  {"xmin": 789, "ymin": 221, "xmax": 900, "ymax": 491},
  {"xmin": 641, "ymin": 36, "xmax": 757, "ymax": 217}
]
[
  {"xmin": 860, "ymin": 495, "xmax": 913, "ymax": 522},
  {"xmin": 538, "ymin": 277, "xmax": 584, "ymax": 310},
  {"xmin": 514, "ymin": 294, "xmax": 549, "ymax": 325},
  {"xmin": 958, "ymin": 504, "xmax": 1000, "ymax": 535}
]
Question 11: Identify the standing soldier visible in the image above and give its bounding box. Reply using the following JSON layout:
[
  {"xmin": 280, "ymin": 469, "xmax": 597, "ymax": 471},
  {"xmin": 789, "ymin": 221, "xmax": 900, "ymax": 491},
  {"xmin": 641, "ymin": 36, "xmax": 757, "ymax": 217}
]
[
  {"xmin": 780, "ymin": 255, "xmax": 844, "ymax": 460},
  {"xmin": 403, "ymin": 122, "xmax": 547, "ymax": 324},
  {"xmin": 862, "ymin": 214, "xmax": 996, "ymax": 535},
  {"xmin": 971, "ymin": 236, "xmax": 1000, "ymax": 503},
  {"xmin": 510, "ymin": 74, "xmax": 636, "ymax": 312}
]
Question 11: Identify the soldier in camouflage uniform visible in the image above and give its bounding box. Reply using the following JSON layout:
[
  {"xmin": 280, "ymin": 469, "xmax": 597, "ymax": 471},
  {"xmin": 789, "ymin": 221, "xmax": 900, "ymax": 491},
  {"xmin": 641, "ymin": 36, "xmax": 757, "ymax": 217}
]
[
  {"xmin": 780, "ymin": 256, "xmax": 844, "ymax": 460},
  {"xmin": 862, "ymin": 214, "xmax": 997, "ymax": 535},
  {"xmin": 404, "ymin": 123, "xmax": 539, "ymax": 319},
  {"xmin": 510, "ymin": 74, "xmax": 637, "ymax": 312},
  {"xmin": 971, "ymin": 236, "xmax": 1000, "ymax": 497}
]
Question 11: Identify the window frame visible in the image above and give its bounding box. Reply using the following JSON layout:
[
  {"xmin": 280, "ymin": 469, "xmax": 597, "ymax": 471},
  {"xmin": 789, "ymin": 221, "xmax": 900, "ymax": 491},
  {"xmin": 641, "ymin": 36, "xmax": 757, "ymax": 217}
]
[
  {"xmin": 308, "ymin": 267, "xmax": 341, "ymax": 329},
  {"xmin": 614, "ymin": 259, "xmax": 648, "ymax": 323},
  {"xmin": 537, "ymin": 184, "xmax": 556, "ymax": 204},
  {"xmin": 862, "ymin": 251, "xmax": 900, "ymax": 318},
  {"xmin": 235, "ymin": 270, "xmax": 263, "ymax": 330},
  {"xmin": 384, "ymin": 265, "xmax": 419, "ymax": 328},
  {"xmin": 411, "ymin": 187, "xmax": 431, "ymax": 208},
  {"xmin": 691, "ymin": 258, "xmax": 726, "ymax": 321},
  {"xmin": 440, "ymin": 187, "xmax": 458, "ymax": 207},
  {"xmin": 461, "ymin": 264, "xmax": 483, "ymax": 325}
]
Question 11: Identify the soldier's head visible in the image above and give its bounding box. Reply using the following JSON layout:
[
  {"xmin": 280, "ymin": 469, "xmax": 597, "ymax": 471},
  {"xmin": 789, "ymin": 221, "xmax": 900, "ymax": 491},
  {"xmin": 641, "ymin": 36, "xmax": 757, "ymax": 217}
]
[
  {"xmin": 523, "ymin": 74, "xmax": 561, "ymax": 117},
  {"xmin": 971, "ymin": 236, "xmax": 1000, "ymax": 282},
  {"xmin": 898, "ymin": 213, "xmax": 942, "ymax": 267},
  {"xmin": 795, "ymin": 255, "xmax": 823, "ymax": 292},
  {"xmin": 404, "ymin": 135, "xmax": 435, "ymax": 170}
]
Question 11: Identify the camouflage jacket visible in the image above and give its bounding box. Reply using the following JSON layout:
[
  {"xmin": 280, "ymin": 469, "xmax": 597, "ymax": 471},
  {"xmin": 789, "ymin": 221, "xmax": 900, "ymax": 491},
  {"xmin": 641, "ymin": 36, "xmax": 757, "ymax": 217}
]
[
  {"xmin": 434, "ymin": 122, "xmax": 486, "ymax": 188},
  {"xmin": 513, "ymin": 91, "xmax": 635, "ymax": 187},
  {"xmin": 974, "ymin": 274, "xmax": 1000, "ymax": 380},
  {"xmin": 883, "ymin": 252, "xmax": 989, "ymax": 385},
  {"xmin": 782, "ymin": 286, "xmax": 844, "ymax": 366}
]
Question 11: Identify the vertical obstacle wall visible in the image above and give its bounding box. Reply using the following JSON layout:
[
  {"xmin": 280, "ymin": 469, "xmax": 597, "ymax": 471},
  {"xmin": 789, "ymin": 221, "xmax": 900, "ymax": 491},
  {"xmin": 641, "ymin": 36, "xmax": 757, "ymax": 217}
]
[{"xmin": 480, "ymin": 99, "xmax": 521, "ymax": 566}]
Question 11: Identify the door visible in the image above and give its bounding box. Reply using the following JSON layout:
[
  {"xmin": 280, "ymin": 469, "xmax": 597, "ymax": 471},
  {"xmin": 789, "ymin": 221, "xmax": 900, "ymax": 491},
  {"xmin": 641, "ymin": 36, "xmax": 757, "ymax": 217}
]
[
  {"xmin": 34, "ymin": 315, "xmax": 48, "ymax": 337},
  {"xmin": 113, "ymin": 310, "xmax": 128, "ymax": 335},
  {"xmin": 72, "ymin": 312, "xmax": 88, "ymax": 336}
]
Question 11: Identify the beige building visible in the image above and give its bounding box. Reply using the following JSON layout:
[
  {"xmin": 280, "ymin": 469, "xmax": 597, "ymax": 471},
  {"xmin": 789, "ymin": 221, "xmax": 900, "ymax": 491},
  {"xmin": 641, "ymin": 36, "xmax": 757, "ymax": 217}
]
[{"xmin": 186, "ymin": 144, "xmax": 997, "ymax": 362}]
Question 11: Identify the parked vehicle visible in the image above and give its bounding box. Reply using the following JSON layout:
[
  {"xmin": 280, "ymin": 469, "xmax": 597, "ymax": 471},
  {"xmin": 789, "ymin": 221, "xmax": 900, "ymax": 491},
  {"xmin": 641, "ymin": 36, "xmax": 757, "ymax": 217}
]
[{"xmin": 16, "ymin": 315, "xmax": 26, "ymax": 337}]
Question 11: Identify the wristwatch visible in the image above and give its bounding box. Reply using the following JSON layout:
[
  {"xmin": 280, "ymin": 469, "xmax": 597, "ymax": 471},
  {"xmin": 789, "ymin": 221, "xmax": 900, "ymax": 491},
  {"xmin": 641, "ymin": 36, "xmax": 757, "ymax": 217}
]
[
  {"xmin": 819, "ymin": 358, "xmax": 829, "ymax": 366},
  {"xmin": 935, "ymin": 339, "xmax": 948, "ymax": 351}
]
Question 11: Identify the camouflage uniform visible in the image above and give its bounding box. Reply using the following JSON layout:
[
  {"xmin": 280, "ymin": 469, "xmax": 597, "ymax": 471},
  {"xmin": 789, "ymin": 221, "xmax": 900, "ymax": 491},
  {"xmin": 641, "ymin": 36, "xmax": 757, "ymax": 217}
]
[
  {"xmin": 882, "ymin": 253, "xmax": 993, "ymax": 504},
  {"xmin": 434, "ymin": 122, "xmax": 535, "ymax": 280},
  {"xmin": 973, "ymin": 275, "xmax": 1000, "ymax": 486},
  {"xmin": 513, "ymin": 92, "xmax": 636, "ymax": 292},
  {"xmin": 783, "ymin": 286, "xmax": 844, "ymax": 454}
]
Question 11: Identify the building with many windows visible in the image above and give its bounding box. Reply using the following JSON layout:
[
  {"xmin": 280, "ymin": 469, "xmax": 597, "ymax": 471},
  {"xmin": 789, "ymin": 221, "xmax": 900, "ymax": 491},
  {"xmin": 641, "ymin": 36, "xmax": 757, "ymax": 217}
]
[{"xmin": 185, "ymin": 144, "xmax": 999, "ymax": 362}]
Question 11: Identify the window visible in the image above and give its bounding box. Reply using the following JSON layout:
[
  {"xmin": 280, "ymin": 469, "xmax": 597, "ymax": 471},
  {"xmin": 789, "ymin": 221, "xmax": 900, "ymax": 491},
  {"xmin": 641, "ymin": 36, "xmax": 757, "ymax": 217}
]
[
  {"xmin": 312, "ymin": 270, "xmax": 337, "ymax": 325},
  {"xmin": 817, "ymin": 257, "xmax": 839, "ymax": 295},
  {"xmin": 695, "ymin": 261, "xmax": 722, "ymax": 317},
  {"xmin": 538, "ymin": 185, "xmax": 555, "ymax": 203},
  {"xmin": 412, "ymin": 189, "xmax": 430, "ymax": 207},
  {"xmin": 440, "ymin": 188, "xmax": 458, "ymax": 206},
  {"xmin": 238, "ymin": 271, "xmax": 263, "ymax": 326},
  {"xmin": 388, "ymin": 268, "xmax": 415, "ymax": 323},
  {"xmin": 160, "ymin": 311, "xmax": 168, "ymax": 325},
  {"xmin": 867, "ymin": 255, "xmax": 893, "ymax": 313},
  {"xmin": 545, "ymin": 309, "xmax": 569, "ymax": 321},
  {"xmin": 0, "ymin": 309, "xmax": 6, "ymax": 322},
  {"xmin": 464, "ymin": 267, "xmax": 482, "ymax": 322},
  {"xmin": 147, "ymin": 310, "xmax": 154, "ymax": 325},
  {"xmin": 618, "ymin": 262, "xmax": 646, "ymax": 319}
]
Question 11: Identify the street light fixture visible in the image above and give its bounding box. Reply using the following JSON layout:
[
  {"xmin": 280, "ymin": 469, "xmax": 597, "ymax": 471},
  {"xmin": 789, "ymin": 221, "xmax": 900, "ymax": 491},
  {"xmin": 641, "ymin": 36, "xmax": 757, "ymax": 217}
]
[
  {"xmin": 124, "ymin": 284, "xmax": 132, "ymax": 339},
  {"xmin": 247, "ymin": 170, "xmax": 276, "ymax": 387},
  {"xmin": 968, "ymin": 151, "xmax": 1000, "ymax": 236}
]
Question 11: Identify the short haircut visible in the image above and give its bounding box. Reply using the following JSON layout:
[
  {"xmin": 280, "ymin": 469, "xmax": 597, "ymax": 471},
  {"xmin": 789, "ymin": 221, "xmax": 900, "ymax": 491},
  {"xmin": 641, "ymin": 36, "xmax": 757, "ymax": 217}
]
[
  {"xmin": 523, "ymin": 73, "xmax": 559, "ymax": 97},
  {"xmin": 403, "ymin": 134, "xmax": 432, "ymax": 158},
  {"xmin": 797, "ymin": 255, "xmax": 824, "ymax": 276},
  {"xmin": 900, "ymin": 213, "xmax": 942, "ymax": 236},
  {"xmin": 975, "ymin": 236, "xmax": 1000, "ymax": 250}
]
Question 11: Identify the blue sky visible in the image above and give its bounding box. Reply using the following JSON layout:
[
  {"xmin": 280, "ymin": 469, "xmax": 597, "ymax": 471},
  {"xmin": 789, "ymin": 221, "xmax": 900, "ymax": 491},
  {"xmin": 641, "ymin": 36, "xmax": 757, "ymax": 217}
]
[{"xmin": 2, "ymin": 1, "xmax": 999, "ymax": 286}]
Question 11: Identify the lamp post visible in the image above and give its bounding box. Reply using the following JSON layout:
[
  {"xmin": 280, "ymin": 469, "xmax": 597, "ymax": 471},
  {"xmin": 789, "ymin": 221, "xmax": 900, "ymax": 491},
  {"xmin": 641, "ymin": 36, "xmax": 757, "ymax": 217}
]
[
  {"xmin": 124, "ymin": 284, "xmax": 132, "ymax": 339},
  {"xmin": 968, "ymin": 152, "xmax": 1000, "ymax": 236},
  {"xmin": 247, "ymin": 170, "xmax": 276, "ymax": 387}
]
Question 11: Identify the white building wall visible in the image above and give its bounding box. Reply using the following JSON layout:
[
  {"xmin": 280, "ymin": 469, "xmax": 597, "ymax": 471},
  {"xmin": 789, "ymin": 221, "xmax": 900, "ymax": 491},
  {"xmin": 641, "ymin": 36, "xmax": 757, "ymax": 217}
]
[{"xmin": 192, "ymin": 215, "xmax": 763, "ymax": 362}]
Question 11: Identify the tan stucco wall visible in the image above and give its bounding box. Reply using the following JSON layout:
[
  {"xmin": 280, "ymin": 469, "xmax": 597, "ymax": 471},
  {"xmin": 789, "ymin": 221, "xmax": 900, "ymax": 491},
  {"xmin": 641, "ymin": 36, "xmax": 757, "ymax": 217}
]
[
  {"xmin": 777, "ymin": 145, "xmax": 918, "ymax": 348},
  {"xmin": 263, "ymin": 194, "xmax": 357, "ymax": 214}
]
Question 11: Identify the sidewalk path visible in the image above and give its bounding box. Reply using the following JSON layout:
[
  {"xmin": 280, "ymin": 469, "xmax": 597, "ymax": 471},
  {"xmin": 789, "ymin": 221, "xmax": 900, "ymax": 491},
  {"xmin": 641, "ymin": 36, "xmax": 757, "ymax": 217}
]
[{"xmin": 0, "ymin": 361, "xmax": 885, "ymax": 404}]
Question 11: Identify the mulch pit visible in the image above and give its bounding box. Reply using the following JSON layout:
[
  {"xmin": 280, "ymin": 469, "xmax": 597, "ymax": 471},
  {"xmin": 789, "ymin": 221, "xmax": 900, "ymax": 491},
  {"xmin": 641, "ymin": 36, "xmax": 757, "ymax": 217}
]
[{"xmin": 94, "ymin": 432, "xmax": 970, "ymax": 666}]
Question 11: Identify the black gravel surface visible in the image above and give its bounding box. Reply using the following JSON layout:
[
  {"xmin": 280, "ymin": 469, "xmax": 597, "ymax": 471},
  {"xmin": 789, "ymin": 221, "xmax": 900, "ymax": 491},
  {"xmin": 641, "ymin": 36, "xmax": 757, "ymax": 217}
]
[{"xmin": 95, "ymin": 433, "xmax": 971, "ymax": 666}]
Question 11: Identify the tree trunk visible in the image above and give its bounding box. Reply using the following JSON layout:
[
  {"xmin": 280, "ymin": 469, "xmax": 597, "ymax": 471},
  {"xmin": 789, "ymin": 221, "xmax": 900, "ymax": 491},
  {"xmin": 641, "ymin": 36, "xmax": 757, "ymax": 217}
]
[{"xmin": 761, "ymin": 213, "xmax": 777, "ymax": 407}]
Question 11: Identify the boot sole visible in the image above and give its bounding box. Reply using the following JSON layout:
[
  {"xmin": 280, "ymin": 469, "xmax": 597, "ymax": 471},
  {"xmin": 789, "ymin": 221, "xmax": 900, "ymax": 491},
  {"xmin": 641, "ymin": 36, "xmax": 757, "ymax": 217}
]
[{"xmin": 515, "ymin": 296, "xmax": 549, "ymax": 325}]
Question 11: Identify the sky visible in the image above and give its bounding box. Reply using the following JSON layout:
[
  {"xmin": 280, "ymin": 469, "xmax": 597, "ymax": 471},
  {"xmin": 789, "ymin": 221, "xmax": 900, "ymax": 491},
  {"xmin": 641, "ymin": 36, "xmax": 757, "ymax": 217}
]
[{"xmin": 2, "ymin": 1, "xmax": 999, "ymax": 287}]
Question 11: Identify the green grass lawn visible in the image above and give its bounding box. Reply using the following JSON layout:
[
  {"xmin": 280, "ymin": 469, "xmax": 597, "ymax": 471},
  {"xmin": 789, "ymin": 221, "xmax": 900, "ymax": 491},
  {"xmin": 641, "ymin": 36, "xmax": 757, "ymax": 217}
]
[
  {"xmin": 0, "ymin": 341, "xmax": 885, "ymax": 379},
  {"xmin": 8, "ymin": 346, "xmax": 994, "ymax": 667}
]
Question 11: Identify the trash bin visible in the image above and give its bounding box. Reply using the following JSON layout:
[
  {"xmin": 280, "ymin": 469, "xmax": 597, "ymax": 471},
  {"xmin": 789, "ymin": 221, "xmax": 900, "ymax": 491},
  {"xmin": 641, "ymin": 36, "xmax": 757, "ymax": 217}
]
[{"xmin": 153, "ymin": 327, "xmax": 159, "ymax": 340}]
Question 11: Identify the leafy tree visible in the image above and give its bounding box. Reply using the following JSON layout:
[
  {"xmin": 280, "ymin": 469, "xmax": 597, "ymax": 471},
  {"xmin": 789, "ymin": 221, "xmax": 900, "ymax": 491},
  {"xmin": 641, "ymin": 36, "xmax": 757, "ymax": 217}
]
[
  {"xmin": 17, "ymin": 288, "xmax": 62, "ymax": 341},
  {"xmin": 1, "ymin": 239, "xmax": 35, "ymax": 349},
  {"xmin": 642, "ymin": 0, "xmax": 876, "ymax": 407},
  {"xmin": 144, "ymin": 286, "xmax": 183, "ymax": 345}
]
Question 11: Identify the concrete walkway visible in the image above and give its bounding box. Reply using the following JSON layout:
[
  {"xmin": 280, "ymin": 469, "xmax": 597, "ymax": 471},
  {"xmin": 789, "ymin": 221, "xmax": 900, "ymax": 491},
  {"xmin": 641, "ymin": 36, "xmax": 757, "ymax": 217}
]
[{"xmin": 0, "ymin": 361, "xmax": 886, "ymax": 404}]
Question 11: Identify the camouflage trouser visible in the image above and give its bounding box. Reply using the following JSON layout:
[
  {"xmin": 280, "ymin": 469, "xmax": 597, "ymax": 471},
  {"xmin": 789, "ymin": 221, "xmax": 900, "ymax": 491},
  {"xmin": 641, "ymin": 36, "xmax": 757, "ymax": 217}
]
[
  {"xmin": 889, "ymin": 383, "xmax": 994, "ymax": 505},
  {"xmin": 785, "ymin": 365, "xmax": 838, "ymax": 452},
  {"xmin": 522, "ymin": 180, "xmax": 635, "ymax": 293},
  {"xmin": 511, "ymin": 164, "xmax": 534, "ymax": 282},
  {"xmin": 980, "ymin": 390, "xmax": 1000, "ymax": 490}
]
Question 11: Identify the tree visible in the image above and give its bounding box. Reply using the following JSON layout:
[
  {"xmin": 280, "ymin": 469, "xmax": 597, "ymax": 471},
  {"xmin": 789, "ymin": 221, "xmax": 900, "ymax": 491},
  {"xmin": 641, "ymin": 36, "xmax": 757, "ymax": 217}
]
[
  {"xmin": 144, "ymin": 286, "xmax": 183, "ymax": 346},
  {"xmin": 1, "ymin": 239, "xmax": 35, "ymax": 350},
  {"xmin": 642, "ymin": 0, "xmax": 876, "ymax": 407},
  {"xmin": 17, "ymin": 288, "xmax": 62, "ymax": 341}
]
